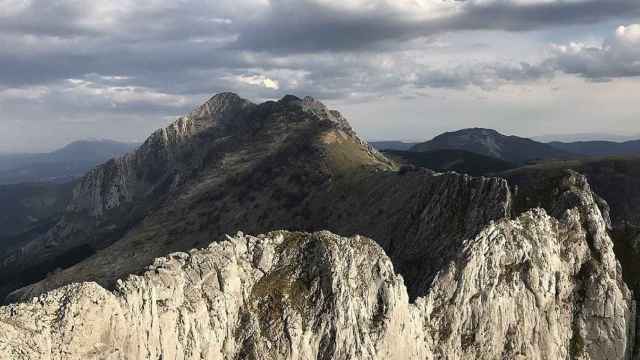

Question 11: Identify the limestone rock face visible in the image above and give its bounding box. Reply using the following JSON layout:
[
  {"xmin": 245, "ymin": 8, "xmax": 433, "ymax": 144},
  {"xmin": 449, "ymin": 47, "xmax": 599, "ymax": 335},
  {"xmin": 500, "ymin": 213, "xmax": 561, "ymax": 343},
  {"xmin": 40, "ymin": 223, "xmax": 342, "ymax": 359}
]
[
  {"xmin": 0, "ymin": 231, "xmax": 425, "ymax": 360},
  {"xmin": 421, "ymin": 209, "xmax": 633, "ymax": 360},
  {"xmin": 1, "ymin": 191, "xmax": 634, "ymax": 360},
  {"xmin": 415, "ymin": 171, "xmax": 635, "ymax": 360},
  {"xmin": 70, "ymin": 92, "xmax": 256, "ymax": 218}
]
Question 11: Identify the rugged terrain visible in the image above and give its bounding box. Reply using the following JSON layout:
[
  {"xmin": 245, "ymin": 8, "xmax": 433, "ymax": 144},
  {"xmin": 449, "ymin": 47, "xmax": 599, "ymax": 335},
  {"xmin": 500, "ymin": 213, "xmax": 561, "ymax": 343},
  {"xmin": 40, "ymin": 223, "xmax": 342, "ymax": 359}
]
[
  {"xmin": 504, "ymin": 157, "xmax": 640, "ymax": 306},
  {"xmin": 0, "ymin": 93, "xmax": 638, "ymax": 359},
  {"xmin": 0, "ymin": 175, "xmax": 634, "ymax": 359},
  {"xmin": 0, "ymin": 94, "xmax": 509, "ymax": 302}
]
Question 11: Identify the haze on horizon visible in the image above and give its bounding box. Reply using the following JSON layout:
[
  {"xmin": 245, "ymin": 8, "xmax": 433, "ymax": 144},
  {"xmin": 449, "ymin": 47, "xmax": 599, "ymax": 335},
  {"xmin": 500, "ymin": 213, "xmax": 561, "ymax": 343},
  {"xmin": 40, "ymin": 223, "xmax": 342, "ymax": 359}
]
[{"xmin": 1, "ymin": 0, "xmax": 640, "ymax": 153}]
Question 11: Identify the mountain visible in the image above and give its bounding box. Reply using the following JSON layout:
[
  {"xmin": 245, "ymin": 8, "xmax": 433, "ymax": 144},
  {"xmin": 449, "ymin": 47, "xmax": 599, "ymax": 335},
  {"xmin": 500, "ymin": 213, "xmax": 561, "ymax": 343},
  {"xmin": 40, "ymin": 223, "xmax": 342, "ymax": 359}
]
[
  {"xmin": 0, "ymin": 140, "xmax": 139, "ymax": 185},
  {"xmin": 384, "ymin": 149, "xmax": 518, "ymax": 176},
  {"xmin": 548, "ymin": 140, "xmax": 640, "ymax": 157},
  {"xmin": 533, "ymin": 132, "xmax": 640, "ymax": 143},
  {"xmin": 1, "ymin": 179, "xmax": 633, "ymax": 359},
  {"xmin": 1, "ymin": 93, "xmax": 512, "ymax": 303},
  {"xmin": 0, "ymin": 93, "xmax": 636, "ymax": 358},
  {"xmin": 410, "ymin": 128, "xmax": 577, "ymax": 164},
  {"xmin": 369, "ymin": 140, "xmax": 418, "ymax": 151}
]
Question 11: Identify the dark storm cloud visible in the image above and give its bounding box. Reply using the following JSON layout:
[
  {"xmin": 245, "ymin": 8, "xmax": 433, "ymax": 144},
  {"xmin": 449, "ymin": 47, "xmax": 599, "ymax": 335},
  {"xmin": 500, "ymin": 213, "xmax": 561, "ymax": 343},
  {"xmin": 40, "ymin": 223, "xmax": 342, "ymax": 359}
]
[
  {"xmin": 234, "ymin": 0, "xmax": 640, "ymax": 53},
  {"xmin": 1, "ymin": 0, "xmax": 639, "ymax": 152},
  {"xmin": 1, "ymin": 0, "xmax": 639, "ymax": 93},
  {"xmin": 414, "ymin": 62, "xmax": 554, "ymax": 90},
  {"xmin": 456, "ymin": 0, "xmax": 640, "ymax": 31}
]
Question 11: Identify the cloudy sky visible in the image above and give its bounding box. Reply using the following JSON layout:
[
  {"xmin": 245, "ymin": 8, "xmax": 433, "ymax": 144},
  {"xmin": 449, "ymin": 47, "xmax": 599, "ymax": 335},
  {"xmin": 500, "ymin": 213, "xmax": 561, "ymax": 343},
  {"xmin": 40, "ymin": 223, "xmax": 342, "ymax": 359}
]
[{"xmin": 1, "ymin": 0, "xmax": 640, "ymax": 152}]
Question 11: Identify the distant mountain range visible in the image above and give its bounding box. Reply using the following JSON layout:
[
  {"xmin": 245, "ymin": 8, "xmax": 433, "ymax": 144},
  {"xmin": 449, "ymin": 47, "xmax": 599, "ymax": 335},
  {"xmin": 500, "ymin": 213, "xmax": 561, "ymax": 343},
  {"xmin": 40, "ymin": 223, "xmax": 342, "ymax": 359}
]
[
  {"xmin": 548, "ymin": 140, "xmax": 640, "ymax": 157},
  {"xmin": 532, "ymin": 132, "xmax": 640, "ymax": 143},
  {"xmin": 0, "ymin": 140, "xmax": 139, "ymax": 185},
  {"xmin": 409, "ymin": 128, "xmax": 576, "ymax": 164},
  {"xmin": 372, "ymin": 129, "xmax": 640, "ymax": 167}
]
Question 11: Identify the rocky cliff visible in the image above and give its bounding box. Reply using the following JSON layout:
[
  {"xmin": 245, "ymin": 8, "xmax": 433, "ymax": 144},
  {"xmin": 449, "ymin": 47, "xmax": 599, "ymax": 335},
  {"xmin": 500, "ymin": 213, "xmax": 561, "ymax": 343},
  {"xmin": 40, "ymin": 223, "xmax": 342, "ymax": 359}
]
[
  {"xmin": 1, "ymin": 188, "xmax": 634, "ymax": 359},
  {"xmin": 0, "ymin": 93, "xmax": 636, "ymax": 359},
  {"xmin": 0, "ymin": 93, "xmax": 509, "ymax": 303},
  {"xmin": 418, "ymin": 172, "xmax": 635, "ymax": 359}
]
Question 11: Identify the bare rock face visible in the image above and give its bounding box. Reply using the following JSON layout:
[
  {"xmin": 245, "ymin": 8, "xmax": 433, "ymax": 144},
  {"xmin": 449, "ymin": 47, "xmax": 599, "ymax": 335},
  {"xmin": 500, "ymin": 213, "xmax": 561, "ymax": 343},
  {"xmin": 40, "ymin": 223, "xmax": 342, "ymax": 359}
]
[
  {"xmin": 421, "ymin": 208, "xmax": 634, "ymax": 360},
  {"xmin": 70, "ymin": 92, "xmax": 257, "ymax": 218},
  {"xmin": 0, "ymin": 231, "xmax": 424, "ymax": 360},
  {"xmin": 0, "ymin": 93, "xmax": 635, "ymax": 359},
  {"xmin": 416, "ymin": 171, "xmax": 636, "ymax": 360},
  {"xmin": 0, "ymin": 185, "xmax": 634, "ymax": 360}
]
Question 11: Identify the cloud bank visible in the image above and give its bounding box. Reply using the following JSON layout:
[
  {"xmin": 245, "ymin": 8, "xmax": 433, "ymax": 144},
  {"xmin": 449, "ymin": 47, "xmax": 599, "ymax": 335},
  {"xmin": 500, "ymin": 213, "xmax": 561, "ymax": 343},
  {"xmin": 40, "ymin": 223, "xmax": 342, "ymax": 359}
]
[{"xmin": 1, "ymin": 0, "xmax": 639, "ymax": 151}]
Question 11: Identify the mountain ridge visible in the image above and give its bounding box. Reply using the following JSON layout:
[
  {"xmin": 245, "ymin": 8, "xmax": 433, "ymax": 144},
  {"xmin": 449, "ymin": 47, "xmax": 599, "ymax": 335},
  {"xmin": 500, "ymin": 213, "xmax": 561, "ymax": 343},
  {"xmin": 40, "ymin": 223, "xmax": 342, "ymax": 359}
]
[
  {"xmin": 0, "ymin": 92, "xmax": 402, "ymax": 299},
  {"xmin": 410, "ymin": 127, "xmax": 577, "ymax": 164},
  {"xmin": 548, "ymin": 140, "xmax": 640, "ymax": 157},
  {"xmin": 0, "ymin": 92, "xmax": 636, "ymax": 359},
  {"xmin": 1, "ymin": 176, "xmax": 633, "ymax": 358},
  {"xmin": 1, "ymin": 93, "xmax": 512, "ymax": 303}
]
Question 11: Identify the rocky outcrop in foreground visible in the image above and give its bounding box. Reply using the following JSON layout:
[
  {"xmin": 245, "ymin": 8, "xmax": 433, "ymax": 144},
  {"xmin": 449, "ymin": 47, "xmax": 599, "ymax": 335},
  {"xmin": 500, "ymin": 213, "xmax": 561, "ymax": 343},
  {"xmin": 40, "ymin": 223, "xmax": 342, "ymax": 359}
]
[{"xmin": 1, "ymin": 189, "xmax": 634, "ymax": 360}]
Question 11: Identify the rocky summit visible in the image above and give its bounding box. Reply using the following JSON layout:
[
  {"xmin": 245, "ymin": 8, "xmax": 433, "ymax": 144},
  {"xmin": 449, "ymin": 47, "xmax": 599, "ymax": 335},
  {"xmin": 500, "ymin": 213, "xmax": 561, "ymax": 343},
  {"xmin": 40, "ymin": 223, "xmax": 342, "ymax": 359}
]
[{"xmin": 0, "ymin": 93, "xmax": 638, "ymax": 359}]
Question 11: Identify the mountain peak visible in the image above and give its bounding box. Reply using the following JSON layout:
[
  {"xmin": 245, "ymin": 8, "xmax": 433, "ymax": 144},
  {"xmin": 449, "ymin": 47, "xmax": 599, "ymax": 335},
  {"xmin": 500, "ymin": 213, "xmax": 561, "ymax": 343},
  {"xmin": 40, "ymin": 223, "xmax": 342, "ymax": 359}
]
[
  {"xmin": 188, "ymin": 92, "xmax": 254, "ymax": 120},
  {"xmin": 278, "ymin": 94, "xmax": 326, "ymax": 111},
  {"xmin": 0, "ymin": 91, "xmax": 397, "ymax": 300},
  {"xmin": 279, "ymin": 94, "xmax": 303, "ymax": 105},
  {"xmin": 442, "ymin": 128, "xmax": 502, "ymax": 138},
  {"xmin": 412, "ymin": 127, "xmax": 576, "ymax": 164},
  {"xmin": 207, "ymin": 92, "xmax": 246, "ymax": 104}
]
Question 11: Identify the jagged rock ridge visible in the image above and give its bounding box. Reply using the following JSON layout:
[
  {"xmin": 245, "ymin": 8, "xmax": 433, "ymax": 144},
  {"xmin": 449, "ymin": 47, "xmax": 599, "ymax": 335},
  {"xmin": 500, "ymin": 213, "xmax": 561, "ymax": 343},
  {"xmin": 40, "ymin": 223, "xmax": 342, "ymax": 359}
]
[
  {"xmin": 0, "ymin": 179, "xmax": 634, "ymax": 359},
  {"xmin": 0, "ymin": 93, "xmax": 508, "ymax": 303},
  {"xmin": 0, "ymin": 93, "xmax": 636, "ymax": 359},
  {"xmin": 0, "ymin": 93, "xmax": 389, "ymax": 298}
]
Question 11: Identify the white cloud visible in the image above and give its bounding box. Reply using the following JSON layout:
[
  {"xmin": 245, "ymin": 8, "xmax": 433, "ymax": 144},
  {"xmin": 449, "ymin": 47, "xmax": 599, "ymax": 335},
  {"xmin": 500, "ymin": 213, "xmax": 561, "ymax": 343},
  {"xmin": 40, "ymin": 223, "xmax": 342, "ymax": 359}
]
[
  {"xmin": 616, "ymin": 24, "xmax": 640, "ymax": 43},
  {"xmin": 99, "ymin": 75, "xmax": 131, "ymax": 81},
  {"xmin": 0, "ymin": 85, "xmax": 49, "ymax": 100},
  {"xmin": 234, "ymin": 74, "xmax": 280, "ymax": 90},
  {"xmin": 549, "ymin": 23, "xmax": 640, "ymax": 79},
  {"xmin": 0, "ymin": 0, "xmax": 31, "ymax": 17}
]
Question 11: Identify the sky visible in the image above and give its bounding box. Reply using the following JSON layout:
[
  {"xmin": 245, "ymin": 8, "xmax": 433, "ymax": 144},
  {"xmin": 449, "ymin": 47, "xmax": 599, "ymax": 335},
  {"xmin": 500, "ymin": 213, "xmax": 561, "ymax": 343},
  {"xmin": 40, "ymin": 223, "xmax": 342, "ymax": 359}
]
[{"xmin": 1, "ymin": 0, "xmax": 640, "ymax": 152}]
